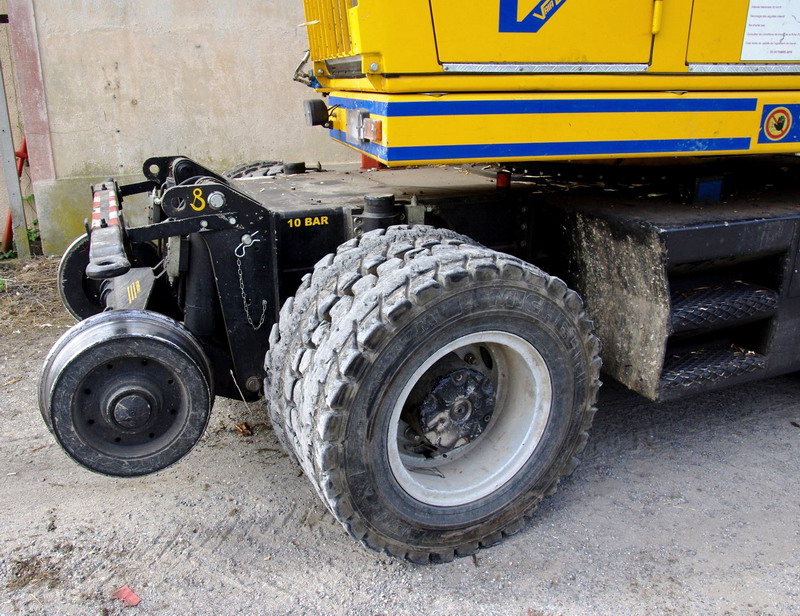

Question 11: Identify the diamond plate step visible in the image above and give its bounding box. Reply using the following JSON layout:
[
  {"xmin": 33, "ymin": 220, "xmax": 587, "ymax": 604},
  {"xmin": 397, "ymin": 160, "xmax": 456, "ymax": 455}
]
[
  {"xmin": 670, "ymin": 282, "xmax": 778, "ymax": 335},
  {"xmin": 659, "ymin": 345, "xmax": 767, "ymax": 399}
]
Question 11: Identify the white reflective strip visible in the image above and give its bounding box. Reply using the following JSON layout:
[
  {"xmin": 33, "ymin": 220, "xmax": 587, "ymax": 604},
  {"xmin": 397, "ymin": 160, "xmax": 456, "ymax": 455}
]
[
  {"xmin": 442, "ymin": 62, "xmax": 649, "ymax": 74},
  {"xmin": 689, "ymin": 63, "xmax": 800, "ymax": 73}
]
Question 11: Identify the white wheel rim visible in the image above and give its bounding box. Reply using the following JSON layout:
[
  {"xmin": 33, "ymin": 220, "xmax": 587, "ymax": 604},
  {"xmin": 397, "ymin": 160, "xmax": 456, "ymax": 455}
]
[{"xmin": 388, "ymin": 331, "xmax": 553, "ymax": 507}]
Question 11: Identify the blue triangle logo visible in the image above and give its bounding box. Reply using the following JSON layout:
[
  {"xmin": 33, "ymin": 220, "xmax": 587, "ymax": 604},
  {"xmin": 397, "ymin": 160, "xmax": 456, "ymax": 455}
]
[{"xmin": 499, "ymin": 0, "xmax": 568, "ymax": 33}]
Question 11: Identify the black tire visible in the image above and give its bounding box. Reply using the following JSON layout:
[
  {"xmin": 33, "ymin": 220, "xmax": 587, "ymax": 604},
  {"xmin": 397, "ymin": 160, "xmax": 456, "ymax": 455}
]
[
  {"xmin": 223, "ymin": 160, "xmax": 282, "ymax": 179},
  {"xmin": 264, "ymin": 225, "xmax": 478, "ymax": 459},
  {"xmin": 266, "ymin": 228, "xmax": 601, "ymax": 562}
]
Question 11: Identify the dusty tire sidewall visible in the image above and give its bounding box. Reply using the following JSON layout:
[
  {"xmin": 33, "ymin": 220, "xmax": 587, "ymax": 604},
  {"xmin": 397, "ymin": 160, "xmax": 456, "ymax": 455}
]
[{"xmin": 341, "ymin": 280, "xmax": 591, "ymax": 547}]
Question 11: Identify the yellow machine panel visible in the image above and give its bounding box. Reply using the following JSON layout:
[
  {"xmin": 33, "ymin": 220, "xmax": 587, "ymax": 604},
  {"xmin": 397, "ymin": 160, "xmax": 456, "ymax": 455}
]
[
  {"xmin": 326, "ymin": 90, "xmax": 800, "ymax": 165},
  {"xmin": 430, "ymin": 0, "xmax": 655, "ymax": 64},
  {"xmin": 688, "ymin": 0, "xmax": 800, "ymax": 64},
  {"xmin": 305, "ymin": 0, "xmax": 800, "ymax": 92},
  {"xmin": 687, "ymin": 1, "xmax": 753, "ymax": 64},
  {"xmin": 302, "ymin": 0, "xmax": 800, "ymax": 164}
]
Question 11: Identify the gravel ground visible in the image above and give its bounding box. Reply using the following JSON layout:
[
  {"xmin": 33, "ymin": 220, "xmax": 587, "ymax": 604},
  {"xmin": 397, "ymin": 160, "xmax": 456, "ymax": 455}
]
[{"xmin": 1, "ymin": 258, "xmax": 798, "ymax": 615}]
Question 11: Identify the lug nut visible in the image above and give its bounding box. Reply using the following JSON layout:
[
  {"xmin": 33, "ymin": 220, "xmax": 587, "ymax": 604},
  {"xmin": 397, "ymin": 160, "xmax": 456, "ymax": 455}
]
[{"xmin": 246, "ymin": 376, "xmax": 261, "ymax": 392}]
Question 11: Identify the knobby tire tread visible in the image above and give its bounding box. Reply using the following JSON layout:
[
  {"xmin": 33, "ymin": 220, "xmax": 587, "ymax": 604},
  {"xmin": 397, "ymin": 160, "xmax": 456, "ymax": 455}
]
[{"xmin": 264, "ymin": 226, "xmax": 601, "ymax": 563}]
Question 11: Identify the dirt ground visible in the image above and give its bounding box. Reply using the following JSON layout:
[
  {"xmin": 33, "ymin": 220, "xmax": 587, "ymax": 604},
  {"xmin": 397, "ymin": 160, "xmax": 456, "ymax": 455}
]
[{"xmin": 0, "ymin": 258, "xmax": 798, "ymax": 615}]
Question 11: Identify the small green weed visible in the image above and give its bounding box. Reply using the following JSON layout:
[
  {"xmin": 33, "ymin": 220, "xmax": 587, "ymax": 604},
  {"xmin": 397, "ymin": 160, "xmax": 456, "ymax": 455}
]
[{"xmin": 27, "ymin": 219, "xmax": 40, "ymax": 244}]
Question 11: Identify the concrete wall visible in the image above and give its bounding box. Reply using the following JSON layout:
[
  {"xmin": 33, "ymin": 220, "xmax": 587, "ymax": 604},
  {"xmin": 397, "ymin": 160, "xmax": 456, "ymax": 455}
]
[{"xmin": 8, "ymin": 0, "xmax": 357, "ymax": 254}]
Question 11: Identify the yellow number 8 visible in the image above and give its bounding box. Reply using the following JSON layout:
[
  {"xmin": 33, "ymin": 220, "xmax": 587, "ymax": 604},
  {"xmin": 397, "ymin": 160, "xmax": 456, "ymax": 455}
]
[{"xmin": 190, "ymin": 188, "xmax": 206, "ymax": 212}]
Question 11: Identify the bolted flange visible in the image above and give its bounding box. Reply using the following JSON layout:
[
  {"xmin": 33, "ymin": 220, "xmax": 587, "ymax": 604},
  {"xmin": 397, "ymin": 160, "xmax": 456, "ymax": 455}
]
[{"xmin": 416, "ymin": 367, "xmax": 496, "ymax": 454}]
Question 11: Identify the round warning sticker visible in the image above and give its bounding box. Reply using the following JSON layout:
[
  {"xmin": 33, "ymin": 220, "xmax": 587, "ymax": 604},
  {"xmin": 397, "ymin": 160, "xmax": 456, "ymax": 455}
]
[{"xmin": 764, "ymin": 107, "xmax": 793, "ymax": 141}]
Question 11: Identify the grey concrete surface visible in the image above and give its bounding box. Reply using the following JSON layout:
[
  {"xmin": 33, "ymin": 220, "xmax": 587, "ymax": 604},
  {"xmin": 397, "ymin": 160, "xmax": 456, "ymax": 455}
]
[{"xmin": 2, "ymin": 322, "xmax": 798, "ymax": 615}]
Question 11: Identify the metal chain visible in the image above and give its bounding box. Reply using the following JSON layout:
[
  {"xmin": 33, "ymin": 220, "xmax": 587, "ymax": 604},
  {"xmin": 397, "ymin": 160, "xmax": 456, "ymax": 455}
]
[{"xmin": 236, "ymin": 256, "xmax": 267, "ymax": 330}]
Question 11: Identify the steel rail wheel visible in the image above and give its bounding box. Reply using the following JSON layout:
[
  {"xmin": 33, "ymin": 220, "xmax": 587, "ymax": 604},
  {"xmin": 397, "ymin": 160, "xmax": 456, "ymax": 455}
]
[
  {"xmin": 58, "ymin": 235, "xmax": 163, "ymax": 321},
  {"xmin": 39, "ymin": 310, "xmax": 214, "ymax": 476},
  {"xmin": 57, "ymin": 234, "xmax": 103, "ymax": 321}
]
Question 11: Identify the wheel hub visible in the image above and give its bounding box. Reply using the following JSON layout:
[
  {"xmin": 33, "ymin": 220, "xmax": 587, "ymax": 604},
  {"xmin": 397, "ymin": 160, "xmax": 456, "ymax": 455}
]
[
  {"xmin": 111, "ymin": 393, "xmax": 153, "ymax": 429},
  {"xmin": 417, "ymin": 367, "xmax": 496, "ymax": 454}
]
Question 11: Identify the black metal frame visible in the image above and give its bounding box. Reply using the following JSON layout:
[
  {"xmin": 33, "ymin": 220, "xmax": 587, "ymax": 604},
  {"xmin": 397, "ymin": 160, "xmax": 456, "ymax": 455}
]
[
  {"xmin": 83, "ymin": 155, "xmax": 800, "ymax": 404},
  {"xmin": 87, "ymin": 157, "xmax": 350, "ymax": 400}
]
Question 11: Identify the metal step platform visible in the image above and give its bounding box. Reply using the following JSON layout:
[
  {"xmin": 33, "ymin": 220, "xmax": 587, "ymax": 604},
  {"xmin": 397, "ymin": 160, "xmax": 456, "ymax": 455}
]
[
  {"xmin": 537, "ymin": 165, "xmax": 800, "ymax": 401},
  {"xmin": 670, "ymin": 282, "xmax": 779, "ymax": 335},
  {"xmin": 659, "ymin": 345, "xmax": 767, "ymax": 400}
]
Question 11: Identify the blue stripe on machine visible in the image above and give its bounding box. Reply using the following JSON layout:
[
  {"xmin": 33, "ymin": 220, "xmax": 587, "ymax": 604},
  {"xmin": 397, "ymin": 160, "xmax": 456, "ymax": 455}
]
[
  {"xmin": 329, "ymin": 130, "xmax": 751, "ymax": 161},
  {"xmin": 328, "ymin": 97, "xmax": 758, "ymax": 118}
]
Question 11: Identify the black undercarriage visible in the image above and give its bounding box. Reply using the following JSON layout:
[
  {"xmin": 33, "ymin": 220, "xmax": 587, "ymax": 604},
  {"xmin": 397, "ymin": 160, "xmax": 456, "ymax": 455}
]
[{"xmin": 63, "ymin": 155, "xmax": 800, "ymax": 404}]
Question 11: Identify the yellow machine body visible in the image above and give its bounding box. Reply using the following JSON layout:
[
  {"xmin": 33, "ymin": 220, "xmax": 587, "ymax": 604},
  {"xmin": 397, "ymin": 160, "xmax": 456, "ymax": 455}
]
[{"xmin": 303, "ymin": 0, "xmax": 800, "ymax": 165}]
